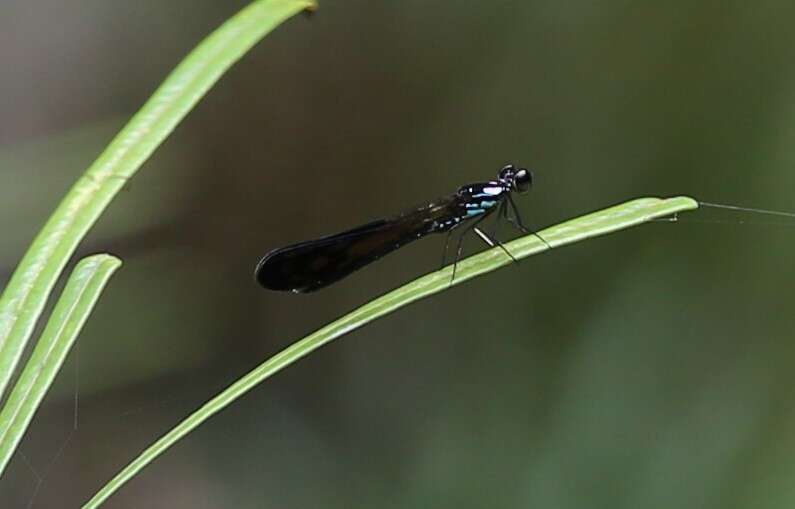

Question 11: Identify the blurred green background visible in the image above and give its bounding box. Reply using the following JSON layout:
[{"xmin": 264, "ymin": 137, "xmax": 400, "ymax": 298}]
[{"xmin": 2, "ymin": 1, "xmax": 795, "ymax": 507}]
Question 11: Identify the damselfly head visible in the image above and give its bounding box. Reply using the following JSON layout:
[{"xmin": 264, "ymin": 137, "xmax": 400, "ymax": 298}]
[{"xmin": 498, "ymin": 164, "xmax": 533, "ymax": 193}]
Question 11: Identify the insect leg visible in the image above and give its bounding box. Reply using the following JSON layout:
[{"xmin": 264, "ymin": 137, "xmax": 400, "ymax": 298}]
[
  {"xmin": 490, "ymin": 201, "xmax": 506, "ymax": 239},
  {"xmin": 473, "ymin": 227, "xmax": 518, "ymax": 264},
  {"xmin": 440, "ymin": 230, "xmax": 454, "ymax": 269},
  {"xmin": 507, "ymin": 194, "xmax": 551, "ymax": 249},
  {"xmin": 450, "ymin": 214, "xmax": 489, "ymax": 284}
]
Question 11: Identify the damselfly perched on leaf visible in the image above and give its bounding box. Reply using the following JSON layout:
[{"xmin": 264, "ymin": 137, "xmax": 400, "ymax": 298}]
[{"xmin": 255, "ymin": 164, "xmax": 547, "ymax": 293}]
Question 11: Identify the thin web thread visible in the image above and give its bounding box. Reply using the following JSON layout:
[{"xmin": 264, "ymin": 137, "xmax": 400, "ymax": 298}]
[
  {"xmin": 652, "ymin": 202, "xmax": 795, "ymax": 226},
  {"xmin": 658, "ymin": 218, "xmax": 795, "ymax": 227},
  {"xmin": 698, "ymin": 201, "xmax": 795, "ymax": 219},
  {"xmin": 73, "ymin": 342, "xmax": 79, "ymax": 431}
]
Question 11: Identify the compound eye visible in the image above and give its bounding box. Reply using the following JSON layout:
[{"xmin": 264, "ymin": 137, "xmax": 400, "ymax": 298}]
[
  {"xmin": 513, "ymin": 168, "xmax": 533, "ymax": 193},
  {"xmin": 498, "ymin": 164, "xmax": 516, "ymax": 180}
]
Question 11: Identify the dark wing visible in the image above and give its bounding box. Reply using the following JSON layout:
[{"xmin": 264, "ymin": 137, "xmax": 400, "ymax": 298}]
[
  {"xmin": 255, "ymin": 194, "xmax": 464, "ymax": 293},
  {"xmin": 255, "ymin": 218, "xmax": 420, "ymax": 293}
]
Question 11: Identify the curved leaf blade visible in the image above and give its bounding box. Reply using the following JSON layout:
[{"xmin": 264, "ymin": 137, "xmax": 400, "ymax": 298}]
[{"xmin": 0, "ymin": 254, "xmax": 122, "ymax": 476}]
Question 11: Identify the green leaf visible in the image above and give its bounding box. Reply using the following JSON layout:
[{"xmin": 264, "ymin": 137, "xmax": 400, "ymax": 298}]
[
  {"xmin": 0, "ymin": 254, "xmax": 122, "ymax": 476},
  {"xmin": 0, "ymin": 0, "xmax": 316, "ymax": 401},
  {"xmin": 82, "ymin": 195, "xmax": 697, "ymax": 508}
]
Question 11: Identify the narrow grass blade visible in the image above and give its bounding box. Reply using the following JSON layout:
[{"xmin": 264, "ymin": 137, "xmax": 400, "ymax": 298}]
[
  {"xmin": 0, "ymin": 254, "xmax": 122, "ymax": 476},
  {"xmin": 82, "ymin": 195, "xmax": 697, "ymax": 508},
  {"xmin": 0, "ymin": 0, "xmax": 316, "ymax": 400}
]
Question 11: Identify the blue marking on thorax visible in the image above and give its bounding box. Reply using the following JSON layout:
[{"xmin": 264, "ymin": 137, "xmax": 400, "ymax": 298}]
[{"xmin": 464, "ymin": 199, "xmax": 497, "ymax": 217}]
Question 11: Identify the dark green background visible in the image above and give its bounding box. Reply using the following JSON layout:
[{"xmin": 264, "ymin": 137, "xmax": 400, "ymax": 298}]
[{"xmin": 2, "ymin": 1, "xmax": 794, "ymax": 507}]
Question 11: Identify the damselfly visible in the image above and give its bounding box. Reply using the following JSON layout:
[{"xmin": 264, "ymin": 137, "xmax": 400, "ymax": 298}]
[{"xmin": 255, "ymin": 164, "xmax": 546, "ymax": 293}]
